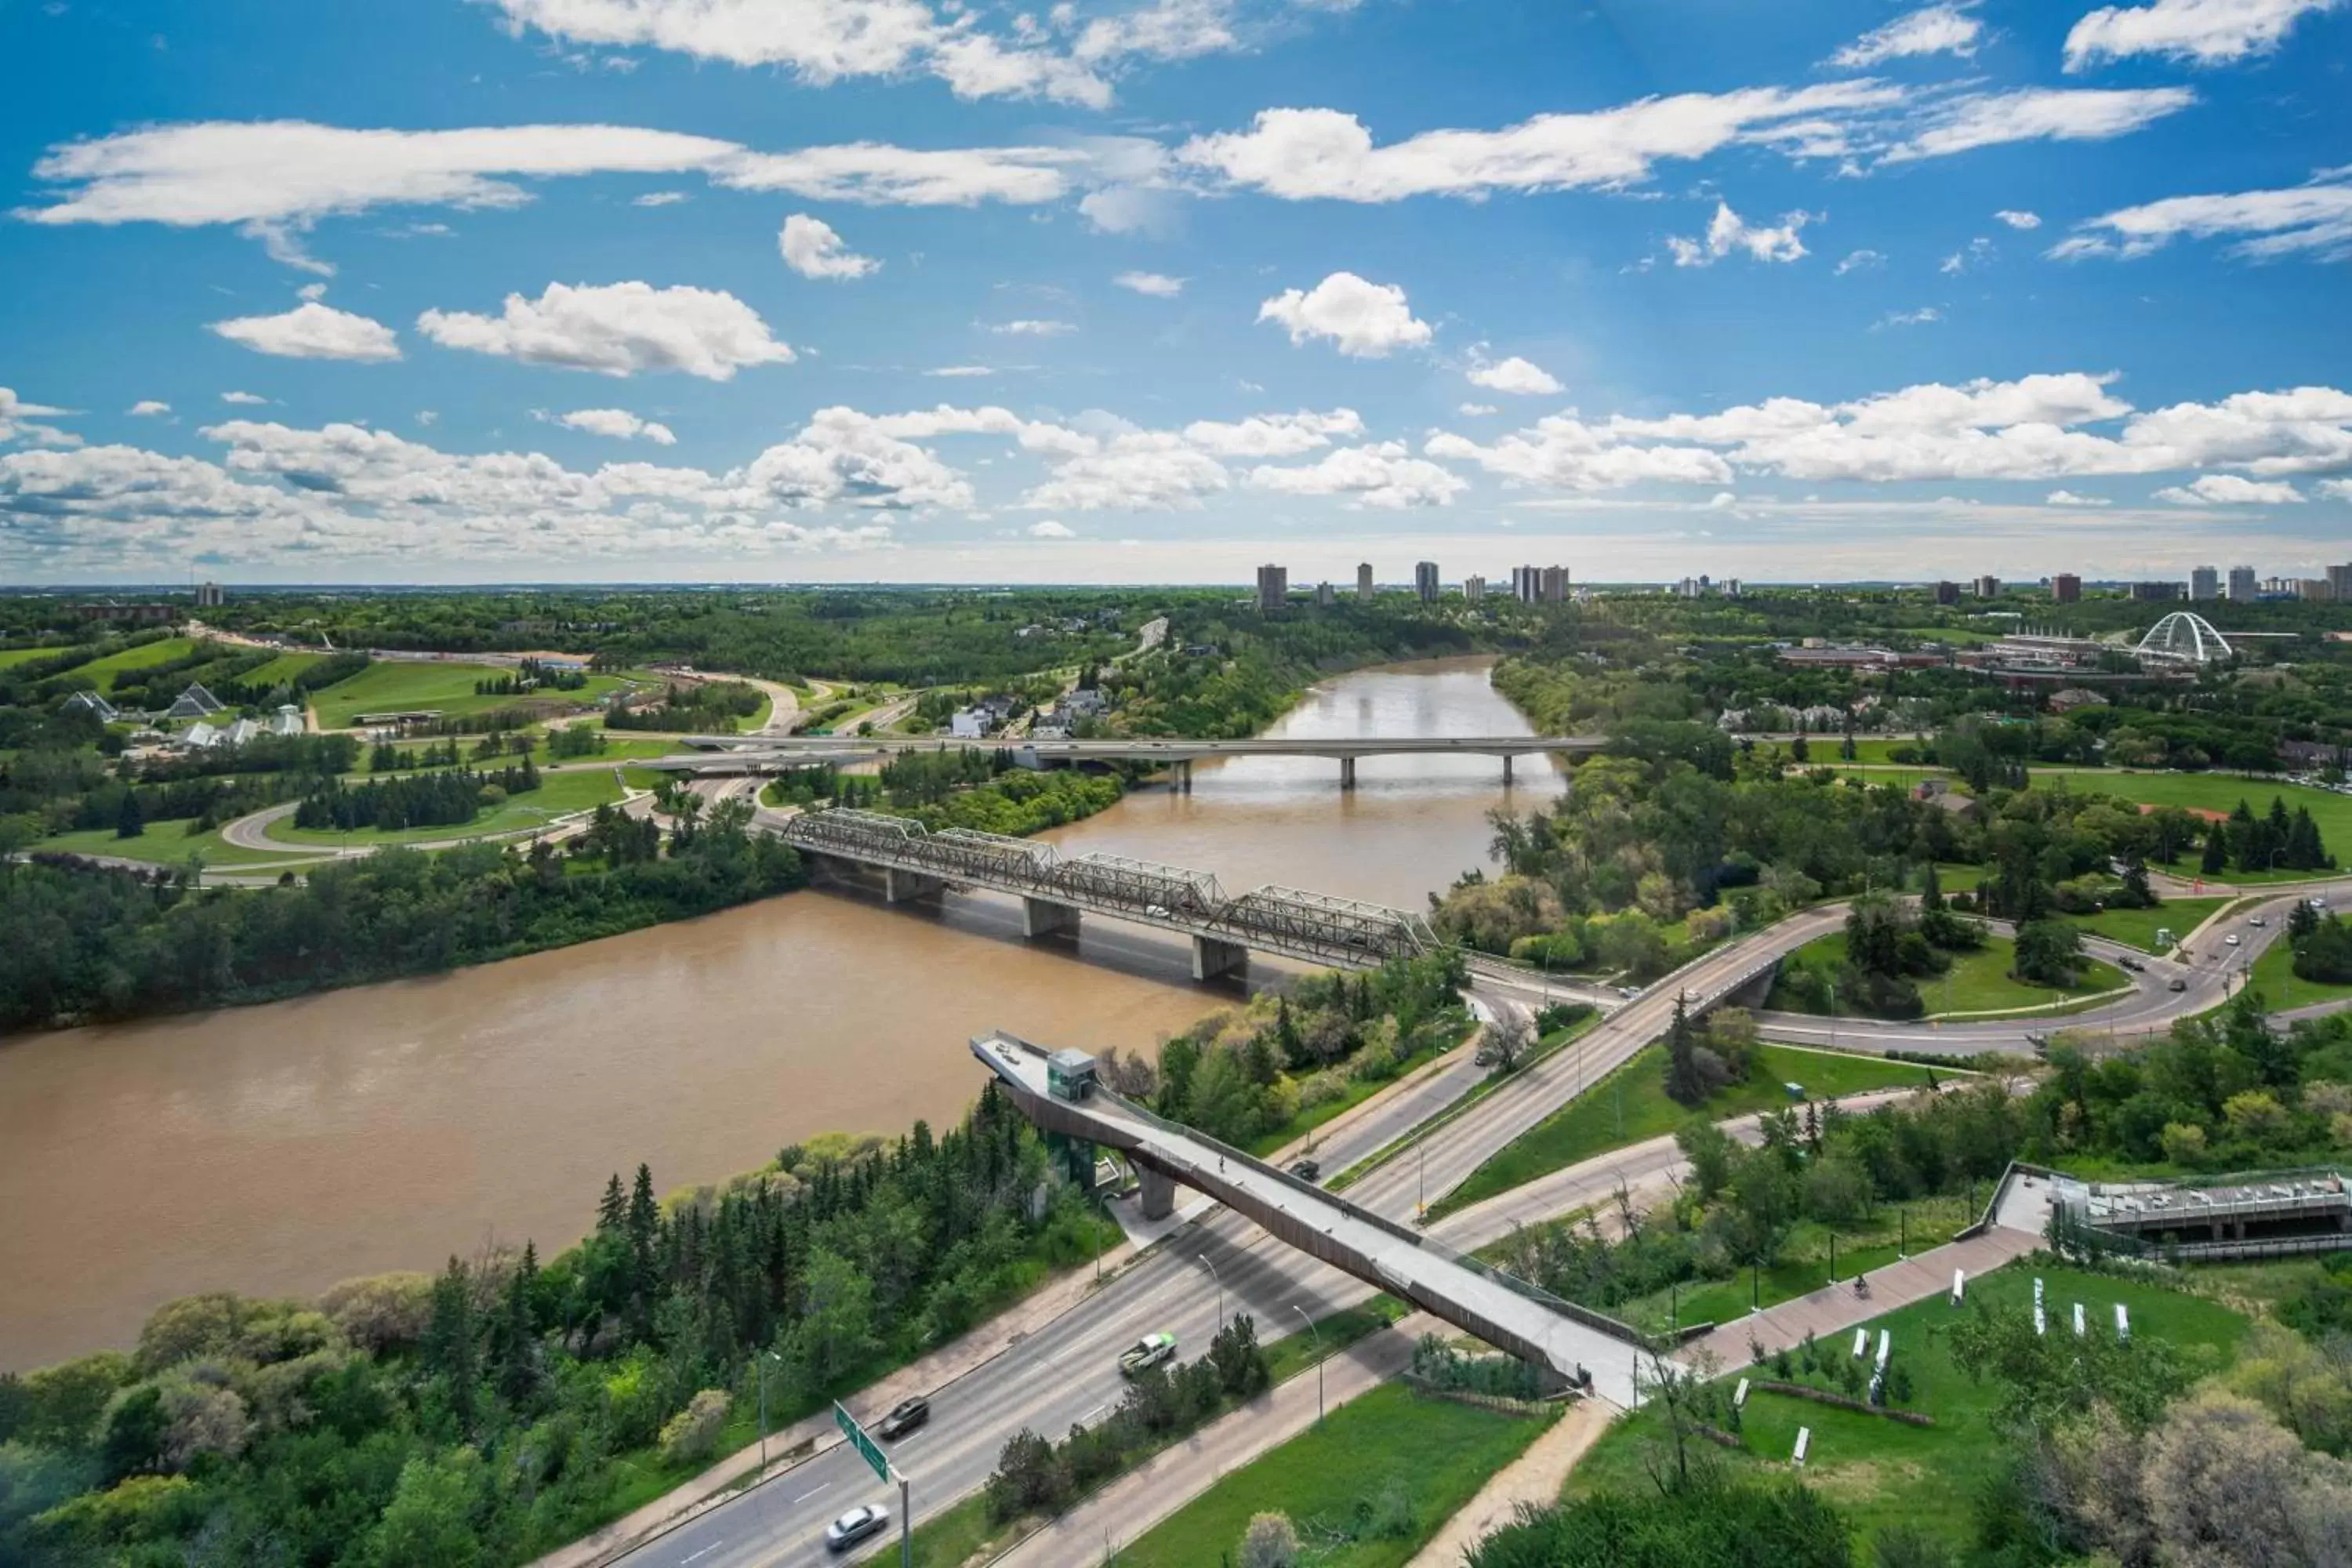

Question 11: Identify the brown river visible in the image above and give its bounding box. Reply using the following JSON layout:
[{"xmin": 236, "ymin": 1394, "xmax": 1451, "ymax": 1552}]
[{"xmin": 0, "ymin": 658, "xmax": 1562, "ymax": 1369}]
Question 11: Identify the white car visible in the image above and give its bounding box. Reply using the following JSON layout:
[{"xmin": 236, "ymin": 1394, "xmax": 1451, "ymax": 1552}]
[
  {"xmin": 2224, "ymin": 934, "xmax": 2241, "ymax": 947},
  {"xmin": 825, "ymin": 1504, "xmax": 890, "ymax": 1553}
]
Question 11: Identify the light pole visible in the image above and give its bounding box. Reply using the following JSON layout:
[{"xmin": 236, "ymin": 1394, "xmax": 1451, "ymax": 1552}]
[
  {"xmin": 1292, "ymin": 1304, "xmax": 1323, "ymax": 1425},
  {"xmin": 1827, "ymin": 979, "xmax": 1838, "ymax": 1053},
  {"xmin": 1198, "ymin": 1254, "xmax": 1222, "ymax": 1334},
  {"xmin": 757, "ymin": 1348, "xmax": 782, "ymax": 1472}
]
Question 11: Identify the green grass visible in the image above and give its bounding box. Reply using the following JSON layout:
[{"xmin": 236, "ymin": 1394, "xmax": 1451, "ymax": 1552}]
[
  {"xmin": 31, "ymin": 822, "xmax": 325, "ymax": 870},
  {"xmin": 1431, "ymin": 1044, "xmax": 1940, "ymax": 1219},
  {"xmin": 1771, "ymin": 931, "xmax": 2127, "ymax": 1020},
  {"xmin": 905, "ymin": 1493, "xmax": 1016, "ymax": 1567},
  {"xmin": 1262, "ymin": 1298, "xmax": 1410, "ymax": 1386},
  {"xmin": 1570, "ymin": 1261, "xmax": 2251, "ymax": 1549},
  {"xmin": 238, "ymin": 651, "xmax": 329, "ymax": 689},
  {"xmin": 309, "ymin": 660, "xmax": 630, "ymax": 729},
  {"xmin": 1244, "ymin": 1035, "xmax": 1464, "ymax": 1158},
  {"xmin": 2032, "ymin": 770, "xmax": 2352, "ymax": 873},
  {"xmin": 0, "ymin": 645, "xmax": 72, "ymax": 671},
  {"xmin": 76, "ymin": 637, "xmax": 196, "ymax": 690},
  {"xmin": 1115, "ymin": 1381, "xmax": 1554, "ymax": 1568},
  {"xmin": 263, "ymin": 767, "xmax": 631, "ymax": 848},
  {"xmin": 2067, "ymin": 898, "xmax": 2226, "ymax": 953},
  {"xmin": 2241, "ymin": 927, "xmax": 2352, "ymax": 1011}
]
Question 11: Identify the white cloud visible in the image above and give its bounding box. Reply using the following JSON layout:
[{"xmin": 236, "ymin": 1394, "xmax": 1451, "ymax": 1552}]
[
  {"xmin": 1457, "ymin": 402, "xmax": 1501, "ymax": 417},
  {"xmin": 209, "ymin": 301, "xmax": 403, "ymax": 361},
  {"xmin": 1876, "ymin": 306, "xmax": 1943, "ymax": 328},
  {"xmin": 1178, "ymin": 83, "xmax": 1902, "ymax": 201},
  {"xmin": 1181, "ymin": 408, "xmax": 1363, "ymax": 457},
  {"xmin": 2153, "ymin": 474, "xmax": 2305, "ymax": 504},
  {"xmin": 717, "ymin": 143, "xmax": 1087, "ymax": 205},
  {"xmin": 1667, "ymin": 201, "xmax": 1813, "ymax": 267},
  {"xmin": 128, "ymin": 400, "xmax": 172, "ymax": 416},
  {"xmin": 633, "ymin": 190, "xmax": 690, "ymax": 206},
  {"xmin": 1884, "ymin": 86, "xmax": 2196, "ymax": 162},
  {"xmin": 2045, "ymin": 488, "xmax": 2111, "ymax": 505},
  {"xmin": 0, "ymin": 388, "xmax": 78, "ymax": 447},
  {"xmin": 1994, "ymin": 209, "xmax": 2042, "ymax": 229},
  {"xmin": 1257, "ymin": 272, "xmax": 1432, "ymax": 358},
  {"xmin": 1021, "ymin": 434, "xmax": 1232, "ymax": 510},
  {"xmin": 552, "ymin": 407, "xmax": 678, "ymax": 445},
  {"xmin": 988, "ymin": 318, "xmax": 1076, "ymax": 336},
  {"xmin": 416, "ymin": 281, "xmax": 794, "ymax": 379},
  {"xmin": 2064, "ymin": 0, "xmax": 2342, "ymax": 71},
  {"xmin": 2052, "ymin": 182, "xmax": 2352, "ymax": 262},
  {"xmin": 1246, "ymin": 442, "xmax": 1467, "ymax": 508},
  {"xmin": 220, "ymin": 390, "xmax": 268, "ymax": 405},
  {"xmin": 2321, "ymin": 478, "xmax": 2352, "ymax": 500},
  {"xmin": 1028, "ymin": 518, "xmax": 1076, "ymax": 538},
  {"xmin": 1466, "ymin": 356, "xmax": 1564, "ymax": 396},
  {"xmin": 1831, "ymin": 4, "xmax": 1984, "ymax": 67},
  {"xmin": 779, "ymin": 213, "xmax": 880, "ymax": 279},
  {"xmin": 1834, "ymin": 249, "xmax": 1886, "ymax": 274},
  {"xmin": 1940, "ymin": 236, "xmax": 1995, "ymax": 274},
  {"xmin": 926, "ymin": 365, "xmax": 995, "ymax": 377},
  {"xmin": 745, "ymin": 407, "xmax": 974, "ymax": 509},
  {"xmin": 1113, "ymin": 270, "xmax": 1185, "ymax": 297}
]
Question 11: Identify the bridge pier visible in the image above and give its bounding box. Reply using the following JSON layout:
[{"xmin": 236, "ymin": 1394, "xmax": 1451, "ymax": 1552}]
[
  {"xmin": 1339, "ymin": 757, "xmax": 1357, "ymax": 791},
  {"xmin": 1192, "ymin": 935, "xmax": 1248, "ymax": 982},
  {"xmin": 884, "ymin": 868, "xmax": 946, "ymax": 904},
  {"xmin": 1174, "ymin": 760, "xmax": 1193, "ymax": 793},
  {"xmin": 1138, "ymin": 1165, "xmax": 1178, "ymax": 1221},
  {"xmin": 1022, "ymin": 897, "xmax": 1081, "ymax": 938},
  {"xmin": 1502, "ymin": 754, "xmax": 1514, "ymax": 786}
]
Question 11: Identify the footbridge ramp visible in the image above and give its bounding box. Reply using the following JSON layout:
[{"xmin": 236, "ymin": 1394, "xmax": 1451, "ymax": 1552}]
[{"xmin": 972, "ymin": 1030, "xmax": 1649, "ymax": 1406}]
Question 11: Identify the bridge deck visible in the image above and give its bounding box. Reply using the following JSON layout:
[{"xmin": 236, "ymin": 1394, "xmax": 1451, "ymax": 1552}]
[
  {"xmin": 973, "ymin": 1032, "xmax": 1646, "ymax": 1406},
  {"xmin": 677, "ymin": 733, "xmax": 1604, "ymax": 759}
]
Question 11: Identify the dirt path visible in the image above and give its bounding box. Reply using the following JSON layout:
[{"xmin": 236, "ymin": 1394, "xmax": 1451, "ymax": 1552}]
[{"xmin": 1406, "ymin": 1396, "xmax": 1615, "ymax": 1566}]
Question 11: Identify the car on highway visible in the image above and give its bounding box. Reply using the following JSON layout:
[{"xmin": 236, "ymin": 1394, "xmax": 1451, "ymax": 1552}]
[
  {"xmin": 2118, "ymin": 956, "xmax": 2144, "ymax": 972},
  {"xmin": 1119, "ymin": 1332, "xmax": 1177, "ymax": 1376},
  {"xmin": 2169, "ymin": 977, "xmax": 2188, "ymax": 992},
  {"xmin": 825, "ymin": 1504, "xmax": 890, "ymax": 1552},
  {"xmin": 875, "ymin": 1395, "xmax": 930, "ymax": 1439},
  {"xmin": 2250, "ymin": 916, "xmax": 2267, "ymax": 927},
  {"xmin": 1287, "ymin": 1157, "xmax": 1321, "ymax": 1183},
  {"xmin": 2226, "ymin": 934, "xmax": 2242, "ymax": 946}
]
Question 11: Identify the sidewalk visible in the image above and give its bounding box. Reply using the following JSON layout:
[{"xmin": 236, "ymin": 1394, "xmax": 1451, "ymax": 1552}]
[
  {"xmin": 1406, "ymin": 1395, "xmax": 1615, "ymax": 1567},
  {"xmin": 993, "ymin": 1319, "xmax": 1432, "ymax": 1566},
  {"xmin": 1675, "ymin": 1227, "xmax": 2042, "ymax": 1370}
]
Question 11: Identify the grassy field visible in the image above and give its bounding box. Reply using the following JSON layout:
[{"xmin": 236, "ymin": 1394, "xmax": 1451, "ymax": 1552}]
[
  {"xmin": 2068, "ymin": 897, "xmax": 2227, "ymax": 953},
  {"xmin": 31, "ymin": 821, "xmax": 325, "ymax": 870},
  {"xmin": 238, "ymin": 651, "xmax": 329, "ymax": 689},
  {"xmin": 1772, "ymin": 931, "xmax": 2127, "ymax": 1020},
  {"xmin": 2243, "ymin": 927, "xmax": 2352, "ymax": 1011},
  {"xmin": 1569, "ymin": 1261, "xmax": 2251, "ymax": 1549},
  {"xmin": 265, "ymin": 766, "xmax": 631, "ymax": 848},
  {"xmin": 0, "ymin": 645, "xmax": 72, "ymax": 671},
  {"xmin": 76, "ymin": 637, "xmax": 196, "ymax": 690},
  {"xmin": 310, "ymin": 660, "xmax": 630, "ymax": 729},
  {"xmin": 1115, "ymin": 1382, "xmax": 1554, "ymax": 1568},
  {"xmin": 2034, "ymin": 770, "xmax": 2352, "ymax": 867},
  {"xmin": 1431, "ymin": 1044, "xmax": 1940, "ymax": 1220}
]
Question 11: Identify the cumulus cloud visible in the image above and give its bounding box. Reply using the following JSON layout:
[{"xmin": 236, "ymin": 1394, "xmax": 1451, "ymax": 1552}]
[
  {"xmin": 2045, "ymin": 488, "xmax": 2111, "ymax": 504},
  {"xmin": 551, "ymin": 407, "xmax": 677, "ymax": 444},
  {"xmin": 988, "ymin": 319, "xmax": 1076, "ymax": 336},
  {"xmin": 0, "ymin": 388, "xmax": 78, "ymax": 447},
  {"xmin": 1668, "ymin": 201, "xmax": 1813, "ymax": 267},
  {"xmin": 1458, "ymin": 402, "xmax": 1501, "ymax": 417},
  {"xmin": 1245, "ymin": 442, "xmax": 1467, "ymax": 508},
  {"xmin": 1466, "ymin": 356, "xmax": 1565, "ymax": 396},
  {"xmin": 2064, "ymin": 0, "xmax": 2342, "ymax": 71},
  {"xmin": 1883, "ymin": 86, "xmax": 2196, "ymax": 162},
  {"xmin": 1028, "ymin": 518, "xmax": 1076, "ymax": 538},
  {"xmin": 416, "ymin": 281, "xmax": 794, "ymax": 379},
  {"xmin": 2052, "ymin": 181, "xmax": 2352, "ymax": 262},
  {"xmin": 1181, "ymin": 408, "xmax": 1364, "ymax": 457},
  {"xmin": 633, "ymin": 190, "xmax": 690, "ymax": 206},
  {"xmin": 1830, "ymin": 3, "xmax": 1984, "ymax": 67},
  {"xmin": 220, "ymin": 390, "xmax": 267, "ymax": 405},
  {"xmin": 2153, "ymin": 474, "xmax": 2305, "ymax": 504},
  {"xmin": 779, "ymin": 213, "xmax": 880, "ymax": 279},
  {"xmin": 2318, "ymin": 478, "xmax": 2352, "ymax": 499},
  {"xmin": 129, "ymin": 400, "xmax": 172, "ymax": 416},
  {"xmin": 1257, "ymin": 272, "xmax": 1431, "ymax": 358},
  {"xmin": 1113, "ymin": 270, "xmax": 1185, "ymax": 296},
  {"xmin": 1994, "ymin": 208, "xmax": 2042, "ymax": 229},
  {"xmin": 1020, "ymin": 434, "xmax": 1232, "ymax": 510},
  {"xmin": 209, "ymin": 301, "xmax": 403, "ymax": 361}
]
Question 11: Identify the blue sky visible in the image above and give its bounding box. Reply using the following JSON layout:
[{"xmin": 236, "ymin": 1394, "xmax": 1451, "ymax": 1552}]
[{"xmin": 2, "ymin": 0, "xmax": 2350, "ymax": 585}]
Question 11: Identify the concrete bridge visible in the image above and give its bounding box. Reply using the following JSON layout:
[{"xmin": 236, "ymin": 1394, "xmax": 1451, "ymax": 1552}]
[
  {"xmin": 782, "ymin": 808, "xmax": 1441, "ymax": 978},
  {"xmin": 667, "ymin": 731, "xmax": 1607, "ymax": 789},
  {"xmin": 972, "ymin": 1030, "xmax": 1647, "ymax": 1403}
]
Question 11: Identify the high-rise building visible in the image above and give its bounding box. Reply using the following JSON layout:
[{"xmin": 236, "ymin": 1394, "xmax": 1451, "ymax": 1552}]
[
  {"xmin": 1255, "ymin": 564, "xmax": 1288, "ymax": 614},
  {"xmin": 1314, "ymin": 580, "xmax": 1335, "ymax": 608},
  {"xmin": 2298, "ymin": 579, "xmax": 2336, "ymax": 602},
  {"xmin": 2190, "ymin": 565, "xmax": 2219, "ymax": 601},
  {"xmin": 1973, "ymin": 575, "xmax": 2001, "ymax": 599},
  {"xmin": 1356, "ymin": 561, "xmax": 1374, "ymax": 602},
  {"xmin": 1414, "ymin": 561, "xmax": 1439, "ymax": 603},
  {"xmin": 2329, "ymin": 564, "xmax": 2352, "ymax": 602},
  {"xmin": 1539, "ymin": 564, "xmax": 1570, "ymax": 604},
  {"xmin": 2052, "ymin": 573, "xmax": 2082, "ymax": 604},
  {"xmin": 194, "ymin": 580, "xmax": 224, "ymax": 609},
  {"xmin": 1463, "ymin": 574, "xmax": 1486, "ymax": 604},
  {"xmin": 2129, "ymin": 581, "xmax": 2182, "ymax": 601},
  {"xmin": 2228, "ymin": 566, "xmax": 2259, "ymax": 601},
  {"xmin": 1934, "ymin": 581, "xmax": 1962, "ymax": 605}
]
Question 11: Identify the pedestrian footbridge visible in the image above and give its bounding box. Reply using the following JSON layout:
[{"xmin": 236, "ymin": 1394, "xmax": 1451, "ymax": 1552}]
[{"xmin": 973, "ymin": 1030, "xmax": 1649, "ymax": 1406}]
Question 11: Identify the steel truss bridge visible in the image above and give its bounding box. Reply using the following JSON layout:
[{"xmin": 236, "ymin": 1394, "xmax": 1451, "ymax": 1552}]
[{"xmin": 782, "ymin": 807, "xmax": 1440, "ymax": 976}]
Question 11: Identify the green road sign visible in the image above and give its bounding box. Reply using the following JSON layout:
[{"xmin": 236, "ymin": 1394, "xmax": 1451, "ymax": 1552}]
[{"xmin": 834, "ymin": 1403, "xmax": 890, "ymax": 1484}]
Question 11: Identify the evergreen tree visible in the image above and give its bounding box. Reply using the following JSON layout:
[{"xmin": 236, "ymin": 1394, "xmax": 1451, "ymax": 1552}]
[
  {"xmin": 1919, "ymin": 863, "xmax": 1944, "ymax": 913},
  {"xmin": 597, "ymin": 1173, "xmax": 627, "ymax": 1232},
  {"xmin": 115, "ymin": 789, "xmax": 144, "ymax": 839},
  {"xmin": 2201, "ymin": 826, "xmax": 2229, "ymax": 877},
  {"xmin": 1663, "ymin": 993, "xmax": 1706, "ymax": 1106}
]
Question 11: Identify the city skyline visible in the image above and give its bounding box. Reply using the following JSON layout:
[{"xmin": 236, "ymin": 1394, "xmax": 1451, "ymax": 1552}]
[{"xmin": 4, "ymin": 0, "xmax": 2352, "ymax": 584}]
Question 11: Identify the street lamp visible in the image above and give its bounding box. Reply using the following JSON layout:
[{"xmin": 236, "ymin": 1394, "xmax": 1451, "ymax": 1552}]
[
  {"xmin": 1198, "ymin": 1254, "xmax": 1222, "ymax": 1334},
  {"xmin": 1291, "ymin": 1305, "xmax": 1323, "ymax": 1425},
  {"xmin": 757, "ymin": 1348, "xmax": 783, "ymax": 1472}
]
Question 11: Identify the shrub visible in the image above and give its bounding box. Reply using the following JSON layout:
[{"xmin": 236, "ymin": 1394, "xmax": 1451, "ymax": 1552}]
[
  {"xmin": 658, "ymin": 1389, "xmax": 731, "ymax": 1466},
  {"xmin": 1240, "ymin": 1512, "xmax": 1300, "ymax": 1568}
]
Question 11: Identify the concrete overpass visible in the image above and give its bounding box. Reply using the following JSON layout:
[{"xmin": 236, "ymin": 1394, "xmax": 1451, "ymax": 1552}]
[
  {"xmin": 666, "ymin": 731, "xmax": 1608, "ymax": 789},
  {"xmin": 971, "ymin": 1030, "xmax": 1647, "ymax": 1403}
]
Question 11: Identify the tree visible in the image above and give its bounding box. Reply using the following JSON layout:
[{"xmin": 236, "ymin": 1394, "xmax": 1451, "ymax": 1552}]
[
  {"xmin": 1486, "ymin": 1007, "xmax": 1533, "ymax": 1073},
  {"xmin": 1239, "ymin": 1512, "xmax": 1301, "ymax": 1568},
  {"xmin": 2013, "ymin": 919, "xmax": 2084, "ymax": 987},
  {"xmin": 365, "ymin": 1447, "xmax": 486, "ymax": 1568},
  {"xmin": 115, "ymin": 789, "xmax": 144, "ymax": 839},
  {"xmin": 1663, "ymin": 993, "xmax": 1708, "ymax": 1107},
  {"xmin": 2201, "ymin": 826, "xmax": 2229, "ymax": 877}
]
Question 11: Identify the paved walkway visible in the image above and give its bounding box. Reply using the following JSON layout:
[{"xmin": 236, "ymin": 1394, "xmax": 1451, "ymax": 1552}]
[
  {"xmin": 1406, "ymin": 1395, "xmax": 1613, "ymax": 1567},
  {"xmin": 1676, "ymin": 1226, "xmax": 2042, "ymax": 1370}
]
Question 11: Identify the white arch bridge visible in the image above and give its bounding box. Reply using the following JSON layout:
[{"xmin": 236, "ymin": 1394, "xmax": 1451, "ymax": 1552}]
[
  {"xmin": 780, "ymin": 807, "xmax": 1442, "ymax": 978},
  {"xmin": 2135, "ymin": 611, "xmax": 2234, "ymax": 665}
]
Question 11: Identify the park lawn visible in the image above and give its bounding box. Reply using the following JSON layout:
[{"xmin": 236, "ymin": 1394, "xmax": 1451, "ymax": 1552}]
[
  {"xmin": 77, "ymin": 636, "xmax": 196, "ymax": 690},
  {"xmin": 264, "ymin": 767, "xmax": 630, "ymax": 848},
  {"xmin": 32, "ymin": 821, "xmax": 326, "ymax": 870},
  {"xmin": 1771, "ymin": 931, "xmax": 2127, "ymax": 1020},
  {"xmin": 1568, "ymin": 1261, "xmax": 2250, "ymax": 1550},
  {"xmin": 2243, "ymin": 929, "xmax": 2352, "ymax": 1011},
  {"xmin": 1261, "ymin": 1298, "xmax": 1411, "ymax": 1387},
  {"xmin": 238, "ymin": 651, "xmax": 329, "ymax": 688},
  {"xmin": 1114, "ymin": 1381, "xmax": 1555, "ymax": 1568},
  {"xmin": 2034, "ymin": 769, "xmax": 2352, "ymax": 868},
  {"xmin": 0, "ymin": 645, "xmax": 72, "ymax": 671},
  {"xmin": 1430, "ymin": 1044, "xmax": 1940, "ymax": 1220},
  {"xmin": 1842, "ymin": 737, "xmax": 1937, "ymax": 765},
  {"xmin": 310, "ymin": 659, "xmax": 631, "ymax": 729},
  {"xmin": 2067, "ymin": 897, "xmax": 2226, "ymax": 953}
]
